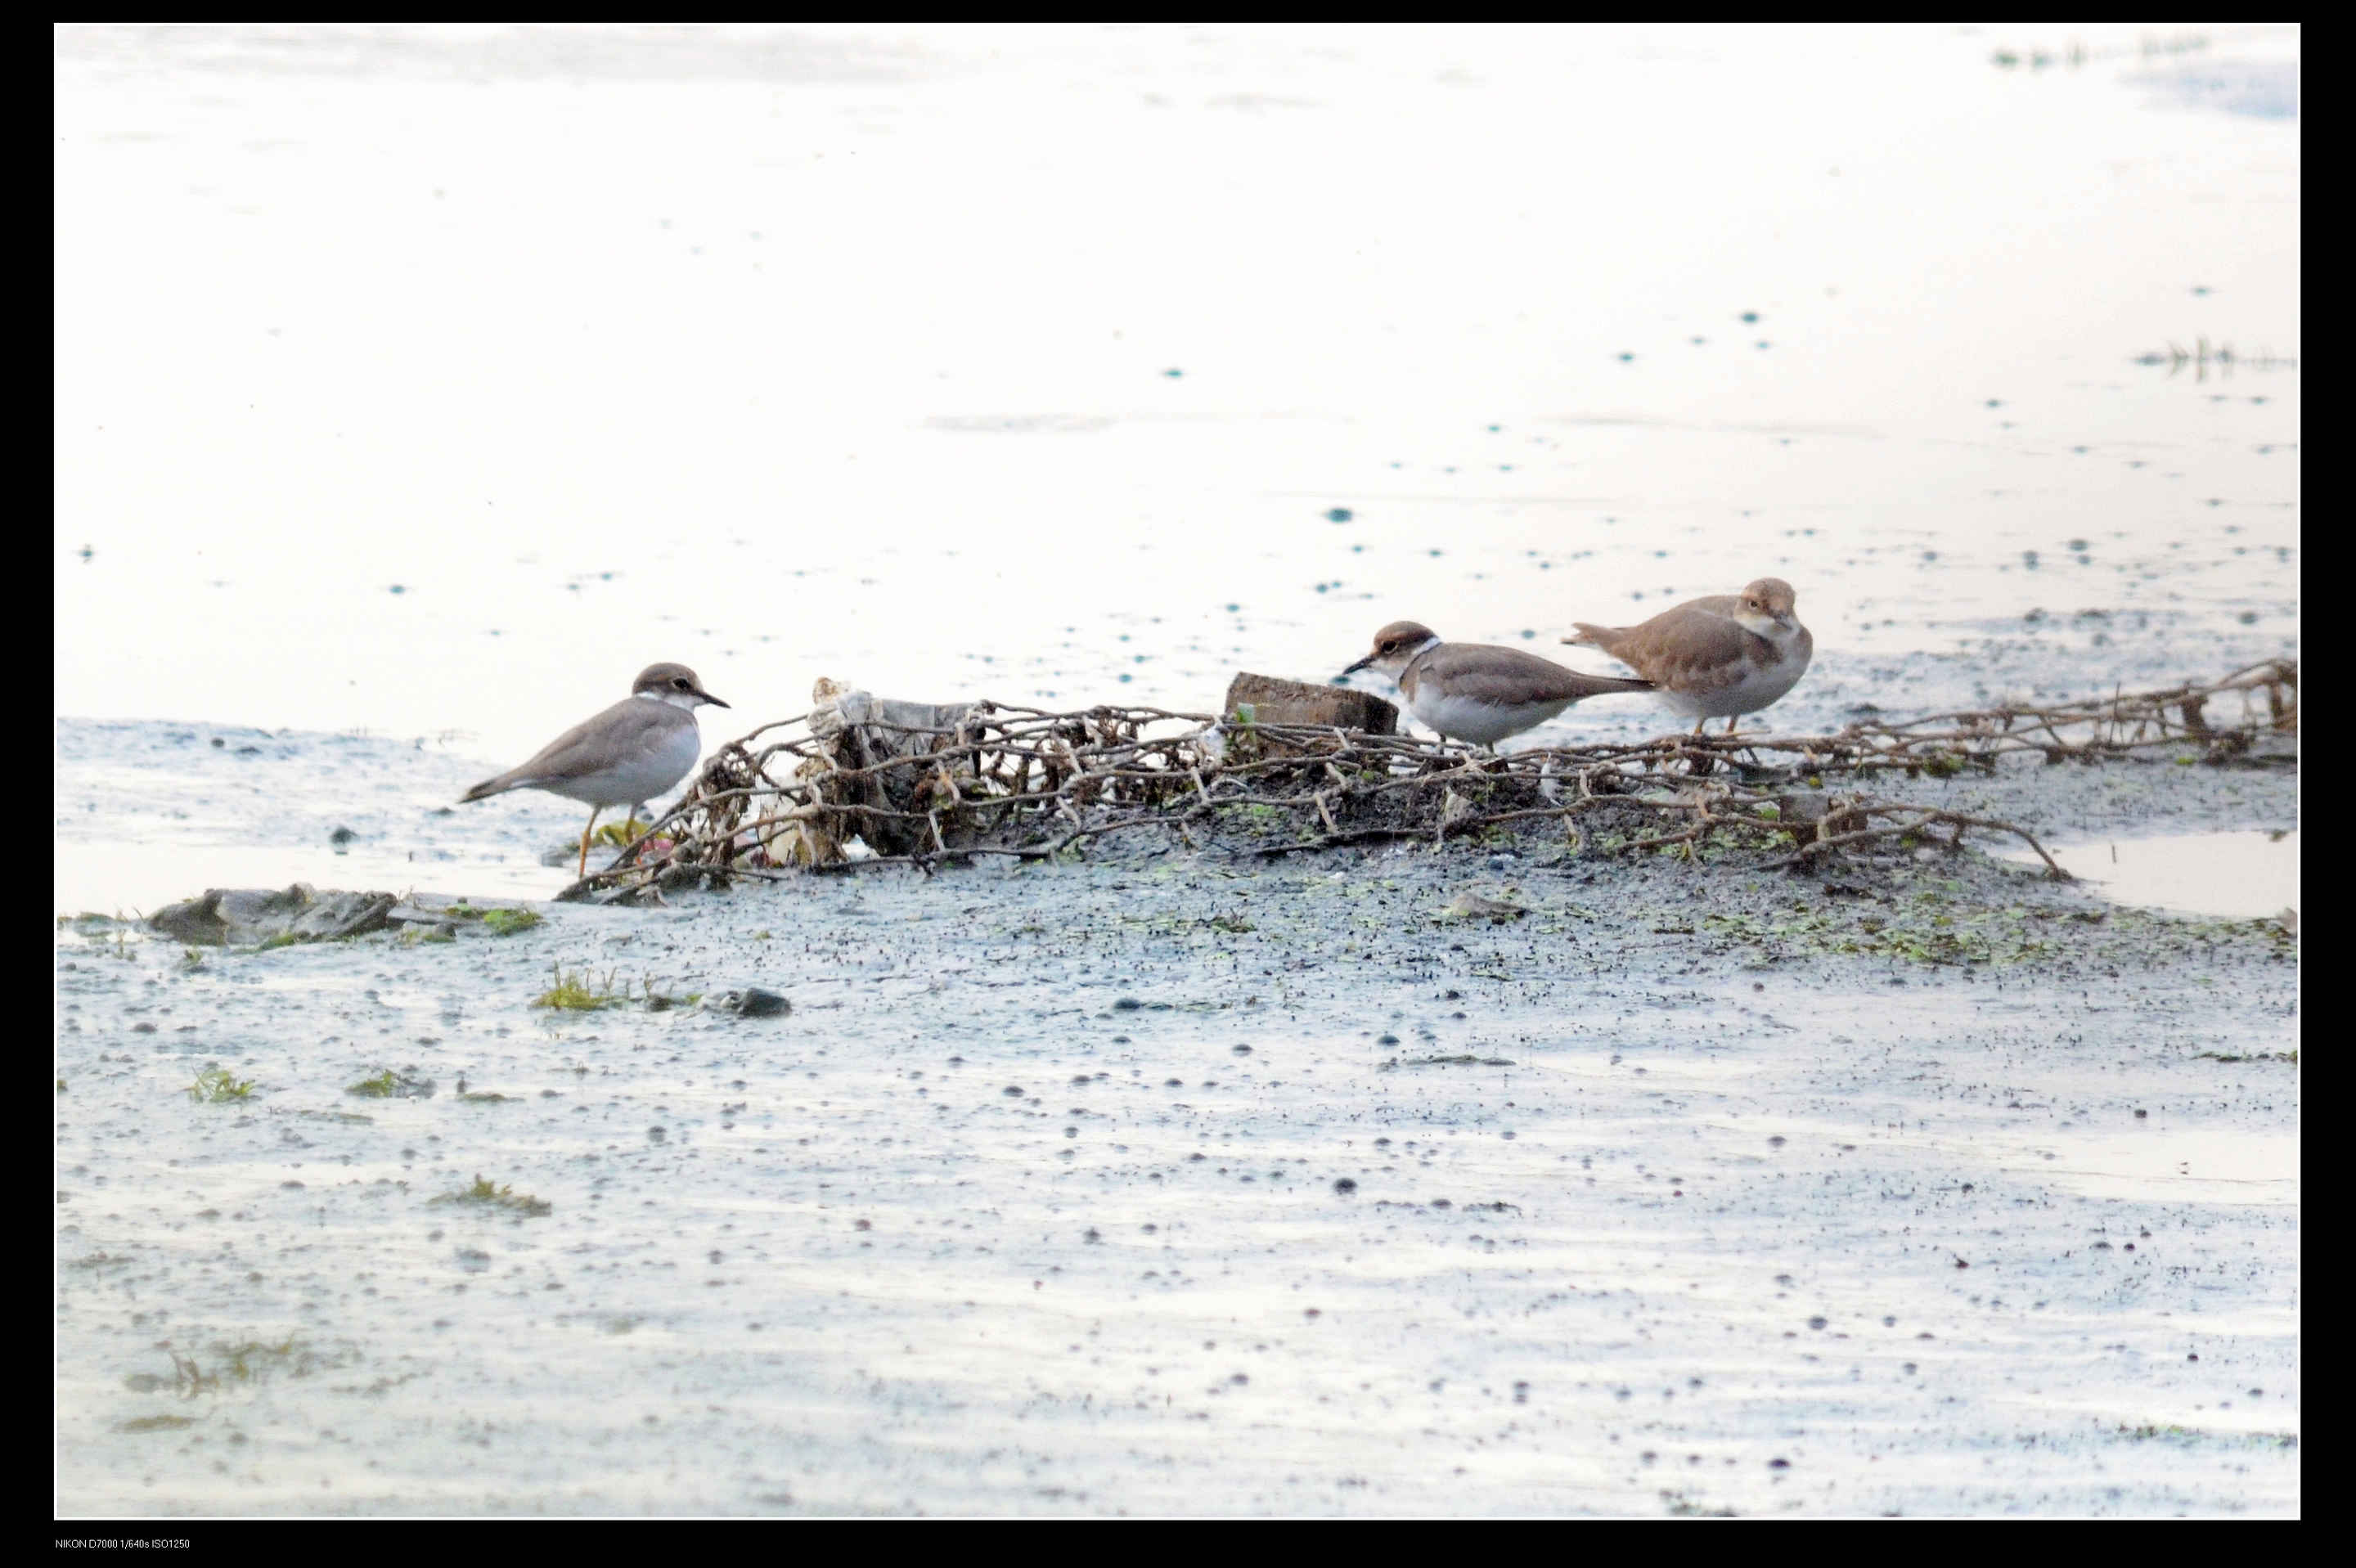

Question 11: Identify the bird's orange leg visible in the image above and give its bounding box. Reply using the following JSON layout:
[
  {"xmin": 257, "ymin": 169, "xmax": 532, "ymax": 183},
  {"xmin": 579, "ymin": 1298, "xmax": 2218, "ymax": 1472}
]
[{"xmin": 577, "ymin": 805, "xmax": 601, "ymax": 882}]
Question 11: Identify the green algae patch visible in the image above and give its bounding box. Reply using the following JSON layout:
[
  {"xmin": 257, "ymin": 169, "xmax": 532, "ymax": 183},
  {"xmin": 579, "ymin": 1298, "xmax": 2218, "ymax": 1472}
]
[
  {"xmin": 345, "ymin": 1068, "xmax": 434, "ymax": 1099},
  {"xmin": 114, "ymin": 1414, "xmax": 196, "ymax": 1434},
  {"xmin": 124, "ymin": 1338, "xmax": 343, "ymax": 1403},
  {"xmin": 185, "ymin": 1067, "xmax": 254, "ymax": 1104},
  {"xmin": 534, "ymin": 964, "xmax": 624, "ymax": 1011},
  {"xmin": 215, "ymin": 1338, "xmax": 316, "ymax": 1385},
  {"xmin": 1699, "ymin": 903, "xmax": 2053, "ymax": 966},
  {"xmin": 2115, "ymin": 1424, "xmax": 2298, "ymax": 1450},
  {"xmin": 432, "ymin": 1175, "xmax": 552, "ymax": 1217},
  {"xmin": 65, "ymin": 911, "xmax": 141, "ymax": 960},
  {"xmin": 437, "ymin": 900, "xmax": 543, "ymax": 937}
]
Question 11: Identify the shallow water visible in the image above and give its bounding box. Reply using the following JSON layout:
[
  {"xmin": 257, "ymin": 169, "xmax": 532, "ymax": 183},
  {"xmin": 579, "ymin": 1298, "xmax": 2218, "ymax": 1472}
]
[
  {"xmin": 56, "ymin": 23, "xmax": 2298, "ymax": 799},
  {"xmin": 1998, "ymin": 829, "xmax": 2299, "ymax": 920}
]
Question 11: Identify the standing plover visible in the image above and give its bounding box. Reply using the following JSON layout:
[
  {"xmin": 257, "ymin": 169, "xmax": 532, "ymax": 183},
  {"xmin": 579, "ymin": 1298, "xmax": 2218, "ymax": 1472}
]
[
  {"xmin": 461, "ymin": 662, "xmax": 730, "ymax": 879},
  {"xmin": 1565, "ymin": 578, "xmax": 1812, "ymax": 735},
  {"xmin": 1342, "ymin": 622, "xmax": 1651, "ymax": 750}
]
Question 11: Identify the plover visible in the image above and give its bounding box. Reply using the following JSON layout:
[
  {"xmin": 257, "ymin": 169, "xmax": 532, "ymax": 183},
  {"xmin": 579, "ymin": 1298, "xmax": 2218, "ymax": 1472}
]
[
  {"xmin": 1342, "ymin": 621, "xmax": 1652, "ymax": 750},
  {"xmin": 1563, "ymin": 577, "xmax": 1812, "ymax": 735},
  {"xmin": 461, "ymin": 662, "xmax": 730, "ymax": 880}
]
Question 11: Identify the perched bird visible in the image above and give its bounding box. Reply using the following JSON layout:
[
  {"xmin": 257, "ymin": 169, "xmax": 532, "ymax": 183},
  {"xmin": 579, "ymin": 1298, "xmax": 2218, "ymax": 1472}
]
[
  {"xmin": 1564, "ymin": 577, "xmax": 1812, "ymax": 736},
  {"xmin": 1342, "ymin": 621, "xmax": 1652, "ymax": 750},
  {"xmin": 461, "ymin": 663, "xmax": 730, "ymax": 880}
]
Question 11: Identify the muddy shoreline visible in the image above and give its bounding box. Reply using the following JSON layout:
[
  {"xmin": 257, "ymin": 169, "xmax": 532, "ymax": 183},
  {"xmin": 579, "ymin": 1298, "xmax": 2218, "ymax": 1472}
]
[{"xmin": 55, "ymin": 728, "xmax": 2297, "ymax": 1516}]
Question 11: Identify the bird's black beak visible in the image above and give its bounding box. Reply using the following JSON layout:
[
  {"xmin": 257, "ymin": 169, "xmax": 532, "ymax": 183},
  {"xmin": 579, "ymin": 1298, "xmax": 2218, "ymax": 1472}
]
[
  {"xmin": 701, "ymin": 691, "xmax": 731, "ymax": 709},
  {"xmin": 1341, "ymin": 654, "xmax": 1377, "ymax": 677}
]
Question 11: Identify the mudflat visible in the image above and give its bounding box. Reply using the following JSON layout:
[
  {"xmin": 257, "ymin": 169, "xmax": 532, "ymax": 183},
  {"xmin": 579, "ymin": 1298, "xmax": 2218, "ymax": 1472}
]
[{"xmin": 54, "ymin": 720, "xmax": 2296, "ymax": 1516}]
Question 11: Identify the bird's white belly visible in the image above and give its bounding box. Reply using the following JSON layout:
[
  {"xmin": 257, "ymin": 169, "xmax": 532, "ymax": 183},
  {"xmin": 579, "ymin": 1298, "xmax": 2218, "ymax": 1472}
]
[
  {"xmin": 1661, "ymin": 644, "xmax": 1811, "ymax": 719},
  {"xmin": 1410, "ymin": 690, "xmax": 1570, "ymax": 748},
  {"xmin": 546, "ymin": 723, "xmax": 704, "ymax": 806}
]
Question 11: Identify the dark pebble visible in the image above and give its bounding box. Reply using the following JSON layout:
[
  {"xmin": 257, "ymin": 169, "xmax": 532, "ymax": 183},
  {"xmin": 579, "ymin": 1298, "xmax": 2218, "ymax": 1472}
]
[{"xmin": 720, "ymin": 987, "xmax": 790, "ymax": 1018}]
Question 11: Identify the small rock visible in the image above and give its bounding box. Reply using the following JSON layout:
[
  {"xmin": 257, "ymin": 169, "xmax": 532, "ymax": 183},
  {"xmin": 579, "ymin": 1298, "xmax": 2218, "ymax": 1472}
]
[
  {"xmin": 148, "ymin": 885, "xmax": 397, "ymax": 946},
  {"xmin": 717, "ymin": 987, "xmax": 790, "ymax": 1018},
  {"xmin": 1442, "ymin": 891, "xmax": 1528, "ymax": 923}
]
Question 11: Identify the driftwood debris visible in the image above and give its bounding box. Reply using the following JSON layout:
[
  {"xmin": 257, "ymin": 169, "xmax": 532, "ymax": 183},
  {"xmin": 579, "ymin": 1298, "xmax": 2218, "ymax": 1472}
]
[
  {"xmin": 566, "ymin": 659, "xmax": 2296, "ymax": 899},
  {"xmin": 148, "ymin": 885, "xmax": 398, "ymax": 946},
  {"xmin": 1221, "ymin": 673, "xmax": 1397, "ymax": 739}
]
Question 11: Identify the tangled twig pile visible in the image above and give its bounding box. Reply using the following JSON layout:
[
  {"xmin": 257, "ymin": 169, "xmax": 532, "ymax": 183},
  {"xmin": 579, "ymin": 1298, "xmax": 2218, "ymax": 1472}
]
[{"xmin": 567, "ymin": 659, "xmax": 2295, "ymax": 900}]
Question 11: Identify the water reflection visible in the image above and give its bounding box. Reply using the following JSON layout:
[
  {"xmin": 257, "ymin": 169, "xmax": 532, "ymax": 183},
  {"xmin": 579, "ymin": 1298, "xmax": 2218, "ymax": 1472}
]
[{"xmin": 1998, "ymin": 829, "xmax": 2299, "ymax": 921}]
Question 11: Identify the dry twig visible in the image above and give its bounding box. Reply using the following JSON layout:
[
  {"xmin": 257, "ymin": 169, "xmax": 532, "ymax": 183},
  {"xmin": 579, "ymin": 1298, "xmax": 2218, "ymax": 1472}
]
[{"xmin": 555, "ymin": 662, "xmax": 2294, "ymax": 898}]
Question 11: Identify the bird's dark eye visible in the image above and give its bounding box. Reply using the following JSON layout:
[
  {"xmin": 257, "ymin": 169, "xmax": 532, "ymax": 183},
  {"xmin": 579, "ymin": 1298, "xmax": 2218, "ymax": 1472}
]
[{"xmin": 673, "ymin": 678, "xmax": 690, "ymax": 689}]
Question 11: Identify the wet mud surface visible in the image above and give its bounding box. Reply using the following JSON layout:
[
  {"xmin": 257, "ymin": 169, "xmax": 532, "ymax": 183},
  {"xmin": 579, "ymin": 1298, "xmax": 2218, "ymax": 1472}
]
[{"xmin": 55, "ymin": 726, "xmax": 2297, "ymax": 1516}]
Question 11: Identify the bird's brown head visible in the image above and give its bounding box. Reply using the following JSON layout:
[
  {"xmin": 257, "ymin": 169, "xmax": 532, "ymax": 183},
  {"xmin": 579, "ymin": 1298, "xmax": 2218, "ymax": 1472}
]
[
  {"xmin": 1738, "ymin": 579, "xmax": 1797, "ymax": 620},
  {"xmin": 1343, "ymin": 621, "xmax": 1440, "ymax": 678},
  {"xmin": 632, "ymin": 663, "xmax": 730, "ymax": 709}
]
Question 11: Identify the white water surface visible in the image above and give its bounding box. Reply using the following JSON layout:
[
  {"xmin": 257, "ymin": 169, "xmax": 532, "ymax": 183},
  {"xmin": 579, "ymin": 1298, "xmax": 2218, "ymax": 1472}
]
[
  {"xmin": 1999, "ymin": 829, "xmax": 2299, "ymax": 920},
  {"xmin": 58, "ymin": 25, "xmax": 2296, "ymax": 793}
]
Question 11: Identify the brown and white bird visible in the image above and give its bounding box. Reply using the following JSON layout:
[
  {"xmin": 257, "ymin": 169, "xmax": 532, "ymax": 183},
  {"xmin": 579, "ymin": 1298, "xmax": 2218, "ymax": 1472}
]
[
  {"xmin": 461, "ymin": 662, "xmax": 730, "ymax": 880},
  {"xmin": 1563, "ymin": 577, "xmax": 1812, "ymax": 736},
  {"xmin": 1342, "ymin": 622, "xmax": 1652, "ymax": 750}
]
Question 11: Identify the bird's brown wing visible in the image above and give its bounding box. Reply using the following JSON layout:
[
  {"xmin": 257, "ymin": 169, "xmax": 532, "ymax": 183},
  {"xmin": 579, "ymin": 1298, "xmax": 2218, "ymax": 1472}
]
[
  {"xmin": 1415, "ymin": 642, "xmax": 1652, "ymax": 703},
  {"xmin": 461, "ymin": 697, "xmax": 672, "ymax": 799},
  {"xmin": 1571, "ymin": 597, "xmax": 1761, "ymax": 691}
]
